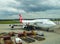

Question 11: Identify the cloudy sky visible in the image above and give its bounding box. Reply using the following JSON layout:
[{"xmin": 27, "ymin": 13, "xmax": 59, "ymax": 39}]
[{"xmin": 0, "ymin": 0, "xmax": 60, "ymax": 19}]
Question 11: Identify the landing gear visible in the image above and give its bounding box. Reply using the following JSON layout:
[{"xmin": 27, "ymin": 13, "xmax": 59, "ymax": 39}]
[
  {"xmin": 11, "ymin": 26, "xmax": 14, "ymax": 30},
  {"xmin": 24, "ymin": 25, "xmax": 35, "ymax": 31}
]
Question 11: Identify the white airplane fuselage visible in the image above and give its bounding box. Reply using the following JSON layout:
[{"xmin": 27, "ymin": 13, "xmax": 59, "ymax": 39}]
[
  {"xmin": 21, "ymin": 19, "xmax": 56, "ymax": 28},
  {"xmin": 10, "ymin": 19, "xmax": 56, "ymax": 30}
]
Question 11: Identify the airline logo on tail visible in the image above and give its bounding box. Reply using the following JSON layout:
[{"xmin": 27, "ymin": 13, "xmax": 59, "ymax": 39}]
[{"xmin": 19, "ymin": 14, "xmax": 23, "ymax": 23}]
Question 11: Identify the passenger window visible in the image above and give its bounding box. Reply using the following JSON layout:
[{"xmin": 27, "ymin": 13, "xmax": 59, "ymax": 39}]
[{"xmin": 40, "ymin": 22, "xmax": 43, "ymax": 24}]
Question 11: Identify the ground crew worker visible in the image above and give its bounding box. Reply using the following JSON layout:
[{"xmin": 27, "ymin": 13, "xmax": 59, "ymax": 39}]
[
  {"xmin": 31, "ymin": 30, "xmax": 36, "ymax": 36},
  {"xmin": 23, "ymin": 31, "xmax": 27, "ymax": 37}
]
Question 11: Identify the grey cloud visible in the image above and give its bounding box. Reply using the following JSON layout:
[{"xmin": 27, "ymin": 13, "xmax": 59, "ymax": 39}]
[
  {"xmin": 0, "ymin": 10, "xmax": 18, "ymax": 16},
  {"xmin": 7, "ymin": 0, "xmax": 60, "ymax": 12},
  {"xmin": 15, "ymin": 0, "xmax": 60, "ymax": 12},
  {"xmin": 0, "ymin": 0, "xmax": 60, "ymax": 19}
]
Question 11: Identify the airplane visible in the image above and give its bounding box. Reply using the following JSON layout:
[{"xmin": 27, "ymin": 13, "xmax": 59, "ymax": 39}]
[
  {"xmin": 19, "ymin": 14, "xmax": 56, "ymax": 30},
  {"xmin": 10, "ymin": 14, "xmax": 56, "ymax": 30}
]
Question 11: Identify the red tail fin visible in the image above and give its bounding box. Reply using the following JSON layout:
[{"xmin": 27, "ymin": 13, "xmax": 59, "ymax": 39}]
[{"xmin": 19, "ymin": 14, "xmax": 23, "ymax": 23}]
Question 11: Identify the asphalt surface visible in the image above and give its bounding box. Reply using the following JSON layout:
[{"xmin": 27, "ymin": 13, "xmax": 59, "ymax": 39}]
[{"xmin": 0, "ymin": 24, "xmax": 60, "ymax": 44}]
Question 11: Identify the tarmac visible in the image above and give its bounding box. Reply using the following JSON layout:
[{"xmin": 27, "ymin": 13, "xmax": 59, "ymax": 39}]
[{"xmin": 0, "ymin": 24, "xmax": 60, "ymax": 44}]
